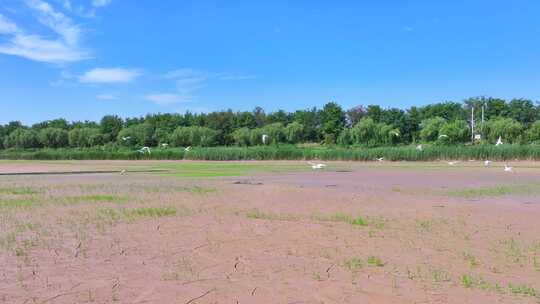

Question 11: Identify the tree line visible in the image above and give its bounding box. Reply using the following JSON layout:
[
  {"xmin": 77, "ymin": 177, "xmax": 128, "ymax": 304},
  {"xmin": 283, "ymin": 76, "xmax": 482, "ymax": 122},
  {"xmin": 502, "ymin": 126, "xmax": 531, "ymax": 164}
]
[{"xmin": 2, "ymin": 96, "xmax": 540, "ymax": 149}]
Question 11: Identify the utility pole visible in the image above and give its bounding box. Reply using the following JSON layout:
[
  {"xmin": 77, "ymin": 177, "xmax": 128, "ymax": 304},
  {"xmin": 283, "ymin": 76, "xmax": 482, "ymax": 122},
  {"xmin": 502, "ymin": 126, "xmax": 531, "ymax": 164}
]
[
  {"xmin": 481, "ymin": 104, "xmax": 485, "ymax": 124},
  {"xmin": 471, "ymin": 106, "xmax": 475, "ymax": 143}
]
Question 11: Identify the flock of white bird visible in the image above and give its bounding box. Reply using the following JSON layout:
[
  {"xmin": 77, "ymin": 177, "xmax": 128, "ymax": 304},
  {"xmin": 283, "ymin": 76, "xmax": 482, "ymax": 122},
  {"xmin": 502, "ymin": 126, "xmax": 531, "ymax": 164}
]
[
  {"xmin": 126, "ymin": 134, "xmax": 516, "ymax": 174},
  {"xmin": 307, "ymin": 136, "xmax": 516, "ymax": 173}
]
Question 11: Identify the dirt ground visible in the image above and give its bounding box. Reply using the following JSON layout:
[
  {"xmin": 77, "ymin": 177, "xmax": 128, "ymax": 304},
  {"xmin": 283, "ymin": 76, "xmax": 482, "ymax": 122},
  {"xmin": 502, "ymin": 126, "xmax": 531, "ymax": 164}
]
[{"xmin": 1, "ymin": 160, "xmax": 540, "ymax": 303}]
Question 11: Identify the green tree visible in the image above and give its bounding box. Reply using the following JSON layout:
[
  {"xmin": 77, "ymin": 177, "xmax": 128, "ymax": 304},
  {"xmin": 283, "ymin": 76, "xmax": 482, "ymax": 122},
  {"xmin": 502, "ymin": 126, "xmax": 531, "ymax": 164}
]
[
  {"xmin": 68, "ymin": 128, "xmax": 104, "ymax": 147},
  {"xmin": 262, "ymin": 123, "xmax": 286, "ymax": 144},
  {"xmin": 320, "ymin": 102, "xmax": 345, "ymax": 140},
  {"xmin": 100, "ymin": 115, "xmax": 124, "ymax": 142},
  {"xmin": 284, "ymin": 122, "xmax": 304, "ymax": 143},
  {"xmin": 346, "ymin": 106, "xmax": 366, "ymax": 127},
  {"xmin": 231, "ymin": 127, "xmax": 251, "ymax": 146},
  {"xmin": 38, "ymin": 128, "xmax": 69, "ymax": 148},
  {"xmin": 3, "ymin": 129, "xmax": 40, "ymax": 149},
  {"xmin": 419, "ymin": 117, "xmax": 446, "ymax": 142},
  {"xmin": 293, "ymin": 107, "xmax": 320, "ymax": 142},
  {"xmin": 170, "ymin": 126, "xmax": 219, "ymax": 147},
  {"xmin": 484, "ymin": 118, "xmax": 524, "ymax": 144},
  {"xmin": 117, "ymin": 123, "xmax": 155, "ymax": 147},
  {"xmin": 351, "ymin": 118, "xmax": 378, "ymax": 146},
  {"xmin": 438, "ymin": 120, "xmax": 470, "ymax": 145},
  {"xmin": 337, "ymin": 128, "xmax": 353, "ymax": 146},
  {"xmin": 527, "ymin": 121, "xmax": 540, "ymax": 143},
  {"xmin": 507, "ymin": 99, "xmax": 537, "ymax": 127}
]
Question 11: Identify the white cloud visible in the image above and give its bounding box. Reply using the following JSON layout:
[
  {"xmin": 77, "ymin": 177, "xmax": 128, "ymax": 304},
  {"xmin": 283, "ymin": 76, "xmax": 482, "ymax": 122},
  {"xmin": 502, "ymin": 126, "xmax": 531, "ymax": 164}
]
[
  {"xmin": 0, "ymin": 34, "xmax": 89, "ymax": 63},
  {"xmin": 92, "ymin": 0, "xmax": 112, "ymax": 8},
  {"xmin": 79, "ymin": 68, "xmax": 141, "ymax": 83},
  {"xmin": 163, "ymin": 68, "xmax": 207, "ymax": 99},
  {"xmin": 26, "ymin": 0, "xmax": 81, "ymax": 45},
  {"xmin": 145, "ymin": 93, "xmax": 191, "ymax": 105},
  {"xmin": 0, "ymin": 14, "xmax": 20, "ymax": 34},
  {"xmin": 0, "ymin": 1, "xmax": 91, "ymax": 63},
  {"xmin": 96, "ymin": 93, "xmax": 117, "ymax": 100}
]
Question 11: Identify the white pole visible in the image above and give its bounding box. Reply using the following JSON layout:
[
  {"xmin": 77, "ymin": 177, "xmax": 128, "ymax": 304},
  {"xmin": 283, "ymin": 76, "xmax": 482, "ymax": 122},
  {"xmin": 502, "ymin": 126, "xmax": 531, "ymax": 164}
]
[
  {"xmin": 481, "ymin": 104, "xmax": 485, "ymax": 124},
  {"xmin": 471, "ymin": 106, "xmax": 475, "ymax": 142}
]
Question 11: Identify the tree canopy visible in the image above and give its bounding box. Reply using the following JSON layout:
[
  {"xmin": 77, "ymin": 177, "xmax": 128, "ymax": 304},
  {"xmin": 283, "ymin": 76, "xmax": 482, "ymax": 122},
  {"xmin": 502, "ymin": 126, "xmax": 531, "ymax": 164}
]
[{"xmin": 2, "ymin": 97, "xmax": 540, "ymax": 149}]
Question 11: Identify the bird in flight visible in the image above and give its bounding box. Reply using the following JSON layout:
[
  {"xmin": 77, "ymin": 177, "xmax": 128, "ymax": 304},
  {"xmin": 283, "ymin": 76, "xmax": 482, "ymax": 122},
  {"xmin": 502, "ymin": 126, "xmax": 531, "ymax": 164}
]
[
  {"xmin": 138, "ymin": 146, "xmax": 151, "ymax": 154},
  {"xmin": 308, "ymin": 162, "xmax": 326, "ymax": 169}
]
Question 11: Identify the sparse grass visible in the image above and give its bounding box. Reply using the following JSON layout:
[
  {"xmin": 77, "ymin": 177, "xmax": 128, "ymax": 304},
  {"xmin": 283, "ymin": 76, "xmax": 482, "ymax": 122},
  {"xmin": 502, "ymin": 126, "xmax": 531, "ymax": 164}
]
[
  {"xmin": 431, "ymin": 269, "xmax": 451, "ymax": 283},
  {"xmin": 343, "ymin": 258, "xmax": 363, "ymax": 272},
  {"xmin": 0, "ymin": 198, "xmax": 38, "ymax": 208},
  {"xmin": 416, "ymin": 219, "xmax": 433, "ymax": 232},
  {"xmin": 64, "ymin": 194, "xmax": 131, "ymax": 204},
  {"xmin": 246, "ymin": 209, "xmax": 299, "ymax": 221},
  {"xmin": 499, "ymin": 238, "xmax": 527, "ymax": 264},
  {"xmin": 124, "ymin": 207, "xmax": 178, "ymax": 218},
  {"xmin": 508, "ymin": 283, "xmax": 538, "ymax": 297},
  {"xmin": 0, "ymin": 186, "xmax": 39, "ymax": 195},
  {"xmin": 154, "ymin": 162, "xmax": 309, "ymax": 178},
  {"xmin": 463, "ymin": 252, "xmax": 480, "ymax": 267},
  {"xmin": 312, "ymin": 212, "xmax": 368, "ymax": 226},
  {"xmin": 446, "ymin": 184, "xmax": 540, "ymax": 198},
  {"xmin": 181, "ymin": 186, "xmax": 217, "ymax": 194},
  {"xmin": 367, "ymin": 255, "xmax": 385, "ymax": 267}
]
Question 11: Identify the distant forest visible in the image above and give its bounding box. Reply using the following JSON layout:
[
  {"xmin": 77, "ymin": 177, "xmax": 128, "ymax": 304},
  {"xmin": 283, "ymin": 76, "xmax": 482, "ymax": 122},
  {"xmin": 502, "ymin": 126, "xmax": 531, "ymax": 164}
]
[{"xmin": 2, "ymin": 96, "xmax": 540, "ymax": 149}]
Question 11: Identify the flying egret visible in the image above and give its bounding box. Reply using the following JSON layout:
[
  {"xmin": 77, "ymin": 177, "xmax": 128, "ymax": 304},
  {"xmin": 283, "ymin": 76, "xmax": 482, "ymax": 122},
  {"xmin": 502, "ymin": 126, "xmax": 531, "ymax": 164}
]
[
  {"xmin": 138, "ymin": 146, "xmax": 151, "ymax": 154},
  {"xmin": 184, "ymin": 146, "xmax": 192, "ymax": 152},
  {"xmin": 307, "ymin": 162, "xmax": 326, "ymax": 169},
  {"xmin": 416, "ymin": 144, "xmax": 423, "ymax": 151},
  {"xmin": 161, "ymin": 143, "xmax": 169, "ymax": 148},
  {"xmin": 120, "ymin": 170, "xmax": 126, "ymax": 175},
  {"xmin": 262, "ymin": 134, "xmax": 269, "ymax": 145},
  {"xmin": 376, "ymin": 157, "xmax": 384, "ymax": 162},
  {"xmin": 122, "ymin": 136, "xmax": 131, "ymax": 141},
  {"xmin": 447, "ymin": 161, "xmax": 459, "ymax": 166},
  {"xmin": 438, "ymin": 134, "xmax": 448, "ymax": 139},
  {"xmin": 484, "ymin": 160, "xmax": 492, "ymax": 167},
  {"xmin": 496, "ymin": 136, "xmax": 503, "ymax": 146},
  {"xmin": 504, "ymin": 164, "xmax": 513, "ymax": 172}
]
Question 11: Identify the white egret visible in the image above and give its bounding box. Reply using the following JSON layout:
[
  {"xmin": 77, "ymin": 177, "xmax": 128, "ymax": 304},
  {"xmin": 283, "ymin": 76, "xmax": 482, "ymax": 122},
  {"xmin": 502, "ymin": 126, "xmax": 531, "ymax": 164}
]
[
  {"xmin": 447, "ymin": 161, "xmax": 459, "ymax": 166},
  {"xmin": 120, "ymin": 170, "xmax": 126, "ymax": 175},
  {"xmin": 390, "ymin": 131, "xmax": 400, "ymax": 137},
  {"xmin": 416, "ymin": 144, "xmax": 423, "ymax": 151},
  {"xmin": 496, "ymin": 136, "xmax": 503, "ymax": 146},
  {"xmin": 184, "ymin": 146, "xmax": 192, "ymax": 152},
  {"xmin": 122, "ymin": 136, "xmax": 131, "ymax": 141},
  {"xmin": 307, "ymin": 162, "xmax": 326, "ymax": 169},
  {"xmin": 161, "ymin": 143, "xmax": 169, "ymax": 148},
  {"xmin": 376, "ymin": 157, "xmax": 384, "ymax": 162},
  {"xmin": 138, "ymin": 146, "xmax": 151, "ymax": 154},
  {"xmin": 438, "ymin": 134, "xmax": 448, "ymax": 139},
  {"xmin": 262, "ymin": 134, "xmax": 269, "ymax": 145},
  {"xmin": 484, "ymin": 160, "xmax": 492, "ymax": 167},
  {"xmin": 504, "ymin": 164, "xmax": 513, "ymax": 172}
]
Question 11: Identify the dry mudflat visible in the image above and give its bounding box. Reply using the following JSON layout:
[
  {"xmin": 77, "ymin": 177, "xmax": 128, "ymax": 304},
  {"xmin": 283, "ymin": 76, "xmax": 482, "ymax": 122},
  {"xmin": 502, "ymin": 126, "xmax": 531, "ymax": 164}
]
[{"xmin": 1, "ymin": 160, "xmax": 540, "ymax": 303}]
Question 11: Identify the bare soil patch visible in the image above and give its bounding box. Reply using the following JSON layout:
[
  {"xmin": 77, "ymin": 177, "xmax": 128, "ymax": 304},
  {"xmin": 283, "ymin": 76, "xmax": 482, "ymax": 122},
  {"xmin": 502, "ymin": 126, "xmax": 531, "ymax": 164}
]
[{"xmin": 1, "ymin": 160, "xmax": 540, "ymax": 303}]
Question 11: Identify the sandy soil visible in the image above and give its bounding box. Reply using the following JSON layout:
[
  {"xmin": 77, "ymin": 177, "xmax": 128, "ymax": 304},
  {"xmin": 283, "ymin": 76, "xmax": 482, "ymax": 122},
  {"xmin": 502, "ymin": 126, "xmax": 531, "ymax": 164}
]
[{"xmin": 1, "ymin": 160, "xmax": 540, "ymax": 303}]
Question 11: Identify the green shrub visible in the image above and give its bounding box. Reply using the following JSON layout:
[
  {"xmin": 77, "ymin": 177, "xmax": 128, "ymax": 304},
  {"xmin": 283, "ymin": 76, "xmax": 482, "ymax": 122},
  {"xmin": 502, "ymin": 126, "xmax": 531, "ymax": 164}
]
[
  {"xmin": 38, "ymin": 127, "xmax": 69, "ymax": 148},
  {"xmin": 3, "ymin": 129, "xmax": 40, "ymax": 149},
  {"xmin": 170, "ymin": 126, "xmax": 219, "ymax": 147},
  {"xmin": 69, "ymin": 128, "xmax": 104, "ymax": 147}
]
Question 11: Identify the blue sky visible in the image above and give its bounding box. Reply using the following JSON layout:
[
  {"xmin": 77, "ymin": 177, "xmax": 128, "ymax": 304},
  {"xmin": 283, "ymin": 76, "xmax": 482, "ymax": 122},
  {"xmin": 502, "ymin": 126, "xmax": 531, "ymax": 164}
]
[{"xmin": 1, "ymin": 0, "xmax": 539, "ymax": 124}]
